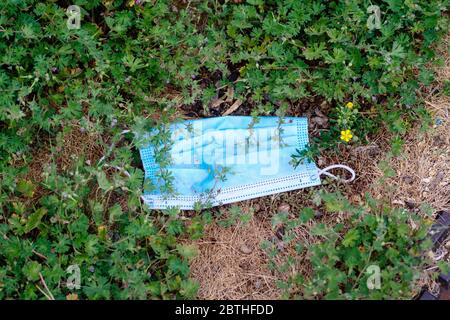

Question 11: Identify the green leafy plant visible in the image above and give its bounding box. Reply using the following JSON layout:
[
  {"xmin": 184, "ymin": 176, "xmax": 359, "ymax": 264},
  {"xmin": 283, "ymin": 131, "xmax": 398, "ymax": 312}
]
[
  {"xmin": 265, "ymin": 191, "xmax": 438, "ymax": 300},
  {"xmin": 303, "ymin": 192, "xmax": 434, "ymax": 299}
]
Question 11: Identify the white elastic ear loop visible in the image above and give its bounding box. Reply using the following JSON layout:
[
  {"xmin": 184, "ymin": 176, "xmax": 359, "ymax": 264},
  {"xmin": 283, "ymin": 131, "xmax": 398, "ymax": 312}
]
[{"xmin": 318, "ymin": 164, "xmax": 356, "ymax": 183}]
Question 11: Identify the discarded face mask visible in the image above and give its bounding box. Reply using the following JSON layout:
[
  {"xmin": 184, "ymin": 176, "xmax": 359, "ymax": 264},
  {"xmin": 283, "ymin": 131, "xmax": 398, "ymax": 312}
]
[{"xmin": 139, "ymin": 116, "xmax": 355, "ymax": 210}]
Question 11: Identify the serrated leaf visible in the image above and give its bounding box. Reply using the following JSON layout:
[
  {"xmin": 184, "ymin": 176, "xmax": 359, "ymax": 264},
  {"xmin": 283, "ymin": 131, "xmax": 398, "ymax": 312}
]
[
  {"xmin": 180, "ymin": 279, "xmax": 199, "ymax": 298},
  {"xmin": 168, "ymin": 256, "xmax": 189, "ymax": 276},
  {"xmin": 299, "ymin": 207, "xmax": 315, "ymax": 223},
  {"xmin": 97, "ymin": 171, "xmax": 112, "ymax": 191},
  {"xmin": 24, "ymin": 208, "xmax": 47, "ymax": 233},
  {"xmin": 342, "ymin": 229, "xmax": 360, "ymax": 247},
  {"xmin": 311, "ymin": 223, "xmax": 330, "ymax": 237},
  {"xmin": 272, "ymin": 211, "xmax": 288, "ymax": 228},
  {"xmin": 17, "ymin": 180, "xmax": 35, "ymax": 198},
  {"xmin": 22, "ymin": 261, "xmax": 42, "ymax": 281},
  {"xmin": 108, "ymin": 203, "xmax": 123, "ymax": 224},
  {"xmin": 176, "ymin": 244, "xmax": 198, "ymax": 260}
]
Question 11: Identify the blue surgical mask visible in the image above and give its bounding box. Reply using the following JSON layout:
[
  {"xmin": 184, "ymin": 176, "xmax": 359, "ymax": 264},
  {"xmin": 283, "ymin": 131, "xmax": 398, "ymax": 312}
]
[{"xmin": 139, "ymin": 116, "xmax": 354, "ymax": 210}]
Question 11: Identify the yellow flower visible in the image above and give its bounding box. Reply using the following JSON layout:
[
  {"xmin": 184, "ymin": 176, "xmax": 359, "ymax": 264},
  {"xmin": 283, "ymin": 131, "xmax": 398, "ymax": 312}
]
[
  {"xmin": 346, "ymin": 102, "xmax": 354, "ymax": 109},
  {"xmin": 340, "ymin": 129, "xmax": 353, "ymax": 142}
]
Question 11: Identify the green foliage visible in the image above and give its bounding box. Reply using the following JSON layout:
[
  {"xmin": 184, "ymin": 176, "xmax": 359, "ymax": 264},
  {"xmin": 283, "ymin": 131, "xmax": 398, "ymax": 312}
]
[
  {"xmin": 1, "ymin": 160, "xmax": 201, "ymax": 299},
  {"xmin": 216, "ymin": 205, "xmax": 253, "ymax": 228},
  {"xmin": 265, "ymin": 191, "xmax": 434, "ymax": 300},
  {"xmin": 0, "ymin": 0, "xmax": 447, "ymax": 300}
]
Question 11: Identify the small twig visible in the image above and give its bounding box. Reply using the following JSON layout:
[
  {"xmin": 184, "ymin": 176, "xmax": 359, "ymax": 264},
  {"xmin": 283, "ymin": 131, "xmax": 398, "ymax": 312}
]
[
  {"xmin": 39, "ymin": 272, "xmax": 55, "ymax": 300},
  {"xmin": 222, "ymin": 99, "xmax": 242, "ymax": 116},
  {"xmin": 104, "ymin": 164, "xmax": 131, "ymax": 177},
  {"xmin": 242, "ymin": 273, "xmax": 277, "ymax": 280},
  {"xmin": 424, "ymin": 100, "xmax": 439, "ymax": 108},
  {"xmin": 98, "ymin": 129, "xmax": 130, "ymax": 165},
  {"xmin": 36, "ymin": 285, "xmax": 53, "ymax": 301},
  {"xmin": 32, "ymin": 250, "xmax": 48, "ymax": 261},
  {"xmin": 425, "ymin": 265, "xmax": 440, "ymax": 272}
]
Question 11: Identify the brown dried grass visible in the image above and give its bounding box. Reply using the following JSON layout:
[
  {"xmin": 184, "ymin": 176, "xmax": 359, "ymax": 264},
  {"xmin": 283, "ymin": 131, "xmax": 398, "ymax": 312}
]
[
  {"xmin": 373, "ymin": 97, "xmax": 449, "ymax": 212},
  {"xmin": 17, "ymin": 122, "xmax": 104, "ymax": 202},
  {"xmin": 371, "ymin": 35, "xmax": 450, "ymax": 213},
  {"xmin": 54, "ymin": 122, "xmax": 104, "ymax": 172},
  {"xmin": 189, "ymin": 212, "xmax": 282, "ymax": 300},
  {"xmin": 189, "ymin": 188, "xmax": 360, "ymax": 299}
]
